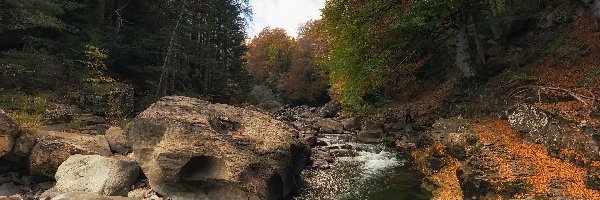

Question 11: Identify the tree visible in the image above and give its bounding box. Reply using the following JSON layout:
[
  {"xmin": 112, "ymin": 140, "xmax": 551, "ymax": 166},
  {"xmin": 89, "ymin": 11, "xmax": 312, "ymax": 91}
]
[
  {"xmin": 320, "ymin": 0, "xmax": 459, "ymax": 113},
  {"xmin": 1, "ymin": 0, "xmax": 253, "ymax": 106},
  {"xmin": 245, "ymin": 27, "xmax": 294, "ymax": 90},
  {"xmin": 279, "ymin": 20, "xmax": 329, "ymax": 103}
]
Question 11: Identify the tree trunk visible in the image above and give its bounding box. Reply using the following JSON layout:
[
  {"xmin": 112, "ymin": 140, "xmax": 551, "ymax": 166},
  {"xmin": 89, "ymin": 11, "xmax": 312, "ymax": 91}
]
[
  {"xmin": 474, "ymin": 33, "xmax": 486, "ymax": 65},
  {"xmin": 455, "ymin": 16, "xmax": 475, "ymax": 78},
  {"xmin": 594, "ymin": 0, "xmax": 600, "ymax": 31},
  {"xmin": 113, "ymin": 0, "xmax": 129, "ymax": 33},
  {"xmin": 157, "ymin": 16, "xmax": 182, "ymax": 97}
]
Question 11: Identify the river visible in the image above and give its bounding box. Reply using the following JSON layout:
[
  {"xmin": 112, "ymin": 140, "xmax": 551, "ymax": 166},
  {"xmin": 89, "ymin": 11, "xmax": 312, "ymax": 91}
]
[{"xmin": 296, "ymin": 134, "xmax": 431, "ymax": 200}]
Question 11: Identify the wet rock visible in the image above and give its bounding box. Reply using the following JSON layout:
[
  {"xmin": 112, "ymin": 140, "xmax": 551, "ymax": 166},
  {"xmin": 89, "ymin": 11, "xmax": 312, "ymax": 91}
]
[
  {"xmin": 310, "ymin": 149, "xmax": 333, "ymax": 169},
  {"xmin": 340, "ymin": 117, "xmax": 358, "ymax": 131},
  {"xmin": 330, "ymin": 149, "xmax": 359, "ymax": 157},
  {"xmin": 300, "ymin": 110, "xmax": 315, "ymax": 119},
  {"xmin": 0, "ymin": 109, "xmax": 19, "ymax": 158},
  {"xmin": 30, "ymin": 131, "xmax": 111, "ymax": 180},
  {"xmin": 51, "ymin": 192, "xmax": 138, "ymax": 200},
  {"xmin": 385, "ymin": 121, "xmax": 409, "ymax": 132},
  {"xmin": 55, "ymin": 155, "xmax": 140, "ymax": 196},
  {"xmin": 362, "ymin": 120, "xmax": 383, "ymax": 131},
  {"xmin": 300, "ymin": 132, "xmax": 318, "ymax": 147},
  {"xmin": 126, "ymin": 96, "xmax": 307, "ymax": 200},
  {"xmin": 105, "ymin": 127, "xmax": 131, "ymax": 154},
  {"xmin": 320, "ymin": 102, "xmax": 340, "ymax": 118},
  {"xmin": 314, "ymin": 139, "xmax": 328, "ymax": 147},
  {"xmin": 356, "ymin": 129, "xmax": 386, "ymax": 143},
  {"xmin": 395, "ymin": 134, "xmax": 417, "ymax": 150},
  {"xmin": 315, "ymin": 119, "xmax": 344, "ymax": 134}
]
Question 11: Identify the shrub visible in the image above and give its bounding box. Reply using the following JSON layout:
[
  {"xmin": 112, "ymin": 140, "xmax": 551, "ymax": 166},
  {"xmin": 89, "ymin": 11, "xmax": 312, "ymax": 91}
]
[
  {"xmin": 9, "ymin": 111, "xmax": 44, "ymax": 130},
  {"xmin": 0, "ymin": 90, "xmax": 51, "ymax": 129},
  {"xmin": 248, "ymin": 85, "xmax": 282, "ymax": 110},
  {"xmin": 510, "ymin": 73, "xmax": 538, "ymax": 83},
  {"xmin": 69, "ymin": 117, "xmax": 86, "ymax": 129}
]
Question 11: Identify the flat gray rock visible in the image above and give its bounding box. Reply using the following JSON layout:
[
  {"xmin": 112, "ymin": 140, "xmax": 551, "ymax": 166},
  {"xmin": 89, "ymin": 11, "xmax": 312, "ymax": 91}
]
[
  {"xmin": 55, "ymin": 155, "xmax": 140, "ymax": 196},
  {"xmin": 51, "ymin": 192, "xmax": 138, "ymax": 200}
]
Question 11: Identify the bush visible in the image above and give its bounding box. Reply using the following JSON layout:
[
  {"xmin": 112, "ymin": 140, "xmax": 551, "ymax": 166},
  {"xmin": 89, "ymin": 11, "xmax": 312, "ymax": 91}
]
[
  {"xmin": 69, "ymin": 117, "xmax": 86, "ymax": 129},
  {"xmin": 248, "ymin": 85, "xmax": 282, "ymax": 110},
  {"xmin": 0, "ymin": 89, "xmax": 56, "ymax": 129},
  {"xmin": 510, "ymin": 73, "xmax": 539, "ymax": 83},
  {"xmin": 9, "ymin": 111, "xmax": 44, "ymax": 130}
]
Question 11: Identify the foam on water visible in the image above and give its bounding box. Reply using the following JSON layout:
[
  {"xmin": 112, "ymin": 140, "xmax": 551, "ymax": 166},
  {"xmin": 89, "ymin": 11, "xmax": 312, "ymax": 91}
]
[{"xmin": 296, "ymin": 138, "xmax": 407, "ymax": 200}]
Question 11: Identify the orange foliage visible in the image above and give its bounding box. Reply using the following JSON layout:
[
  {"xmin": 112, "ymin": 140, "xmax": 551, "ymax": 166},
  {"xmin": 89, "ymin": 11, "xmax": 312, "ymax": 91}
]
[
  {"xmin": 473, "ymin": 120, "xmax": 600, "ymax": 199},
  {"xmin": 411, "ymin": 144, "xmax": 464, "ymax": 200},
  {"xmin": 245, "ymin": 28, "xmax": 294, "ymax": 88}
]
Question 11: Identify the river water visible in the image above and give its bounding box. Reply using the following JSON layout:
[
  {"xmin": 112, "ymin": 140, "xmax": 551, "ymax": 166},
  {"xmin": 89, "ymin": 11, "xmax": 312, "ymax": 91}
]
[{"xmin": 296, "ymin": 135, "xmax": 431, "ymax": 200}]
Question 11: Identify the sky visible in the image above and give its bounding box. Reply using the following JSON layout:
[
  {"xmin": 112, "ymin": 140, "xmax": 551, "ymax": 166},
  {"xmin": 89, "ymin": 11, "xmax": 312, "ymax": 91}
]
[{"xmin": 247, "ymin": 0, "xmax": 326, "ymax": 38}]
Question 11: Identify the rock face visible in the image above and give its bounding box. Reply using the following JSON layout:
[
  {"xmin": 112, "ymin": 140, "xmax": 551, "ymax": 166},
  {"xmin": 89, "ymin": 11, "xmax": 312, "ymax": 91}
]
[
  {"xmin": 126, "ymin": 96, "xmax": 307, "ymax": 200},
  {"xmin": 30, "ymin": 131, "xmax": 111, "ymax": 179},
  {"xmin": 105, "ymin": 127, "xmax": 131, "ymax": 154},
  {"xmin": 55, "ymin": 155, "xmax": 140, "ymax": 196},
  {"xmin": 507, "ymin": 104, "xmax": 599, "ymax": 160},
  {"xmin": 0, "ymin": 110, "xmax": 19, "ymax": 158}
]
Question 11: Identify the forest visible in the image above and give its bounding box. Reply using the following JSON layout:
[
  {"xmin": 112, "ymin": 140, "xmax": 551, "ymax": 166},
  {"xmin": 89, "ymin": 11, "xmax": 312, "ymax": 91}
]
[{"xmin": 1, "ymin": 0, "xmax": 600, "ymax": 199}]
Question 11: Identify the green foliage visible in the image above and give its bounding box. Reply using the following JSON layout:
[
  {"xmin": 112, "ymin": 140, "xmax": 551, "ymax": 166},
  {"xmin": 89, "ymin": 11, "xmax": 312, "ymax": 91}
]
[
  {"xmin": 0, "ymin": 89, "xmax": 51, "ymax": 129},
  {"xmin": 510, "ymin": 73, "xmax": 539, "ymax": 83},
  {"xmin": 1, "ymin": 0, "xmax": 252, "ymax": 115},
  {"xmin": 544, "ymin": 32, "xmax": 566, "ymax": 55},
  {"xmin": 320, "ymin": 0, "xmax": 458, "ymax": 113},
  {"xmin": 247, "ymin": 85, "xmax": 282, "ymax": 110},
  {"xmin": 0, "ymin": 90, "xmax": 50, "ymax": 114},
  {"xmin": 115, "ymin": 118, "xmax": 131, "ymax": 129},
  {"xmin": 81, "ymin": 45, "xmax": 114, "ymax": 84},
  {"xmin": 68, "ymin": 117, "xmax": 86, "ymax": 129},
  {"xmin": 10, "ymin": 111, "xmax": 44, "ymax": 130},
  {"xmin": 588, "ymin": 67, "xmax": 600, "ymax": 76}
]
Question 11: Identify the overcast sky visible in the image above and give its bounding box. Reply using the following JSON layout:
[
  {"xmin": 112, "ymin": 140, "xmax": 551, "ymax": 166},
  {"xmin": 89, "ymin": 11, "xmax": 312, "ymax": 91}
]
[{"xmin": 247, "ymin": 0, "xmax": 326, "ymax": 38}]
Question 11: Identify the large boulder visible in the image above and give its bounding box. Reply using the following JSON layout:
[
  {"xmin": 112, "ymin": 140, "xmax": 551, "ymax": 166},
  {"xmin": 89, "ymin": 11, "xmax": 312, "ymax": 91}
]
[
  {"xmin": 105, "ymin": 127, "xmax": 131, "ymax": 154},
  {"xmin": 29, "ymin": 131, "xmax": 111, "ymax": 179},
  {"xmin": 55, "ymin": 155, "xmax": 140, "ymax": 196},
  {"xmin": 0, "ymin": 110, "xmax": 19, "ymax": 158},
  {"xmin": 126, "ymin": 96, "xmax": 307, "ymax": 200},
  {"xmin": 507, "ymin": 104, "xmax": 599, "ymax": 159}
]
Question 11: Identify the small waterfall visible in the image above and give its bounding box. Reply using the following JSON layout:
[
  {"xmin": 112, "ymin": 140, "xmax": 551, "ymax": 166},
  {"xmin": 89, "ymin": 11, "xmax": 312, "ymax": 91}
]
[{"xmin": 296, "ymin": 135, "xmax": 430, "ymax": 200}]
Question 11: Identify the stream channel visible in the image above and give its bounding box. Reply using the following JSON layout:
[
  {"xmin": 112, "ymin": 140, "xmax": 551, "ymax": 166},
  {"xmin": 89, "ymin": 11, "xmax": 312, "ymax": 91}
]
[{"xmin": 296, "ymin": 134, "xmax": 432, "ymax": 200}]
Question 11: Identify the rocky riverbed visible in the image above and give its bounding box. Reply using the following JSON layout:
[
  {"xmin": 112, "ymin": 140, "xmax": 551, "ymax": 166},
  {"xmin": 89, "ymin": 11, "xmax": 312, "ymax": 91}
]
[
  {"xmin": 1, "ymin": 93, "xmax": 598, "ymax": 199},
  {"xmin": 0, "ymin": 97, "xmax": 430, "ymax": 200}
]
